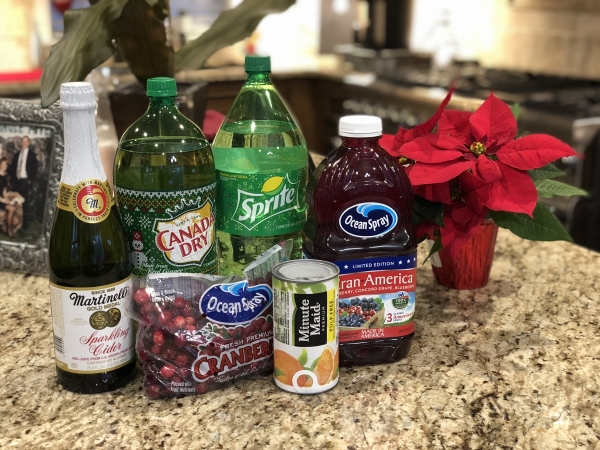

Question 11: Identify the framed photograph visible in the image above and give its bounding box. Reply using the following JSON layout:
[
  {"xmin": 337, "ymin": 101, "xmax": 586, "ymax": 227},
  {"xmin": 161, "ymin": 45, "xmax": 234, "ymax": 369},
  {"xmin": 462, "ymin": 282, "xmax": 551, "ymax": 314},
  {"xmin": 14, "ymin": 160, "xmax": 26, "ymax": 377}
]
[{"xmin": 0, "ymin": 99, "xmax": 63, "ymax": 274}]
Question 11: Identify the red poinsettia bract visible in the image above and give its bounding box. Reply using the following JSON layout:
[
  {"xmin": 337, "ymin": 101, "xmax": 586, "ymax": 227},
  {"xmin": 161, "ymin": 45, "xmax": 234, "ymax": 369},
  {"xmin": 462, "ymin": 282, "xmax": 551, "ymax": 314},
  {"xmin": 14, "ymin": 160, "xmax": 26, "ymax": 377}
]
[{"xmin": 381, "ymin": 93, "xmax": 577, "ymax": 255}]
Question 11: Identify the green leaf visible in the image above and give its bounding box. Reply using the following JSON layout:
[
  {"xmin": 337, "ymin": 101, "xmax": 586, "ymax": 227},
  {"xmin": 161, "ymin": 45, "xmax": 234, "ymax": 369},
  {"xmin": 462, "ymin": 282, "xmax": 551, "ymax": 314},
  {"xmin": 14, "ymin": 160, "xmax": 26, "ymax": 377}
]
[
  {"xmin": 113, "ymin": 0, "xmax": 173, "ymax": 84},
  {"xmin": 489, "ymin": 203, "xmax": 572, "ymax": 242},
  {"xmin": 413, "ymin": 196, "xmax": 444, "ymax": 227},
  {"xmin": 423, "ymin": 236, "xmax": 442, "ymax": 264},
  {"xmin": 274, "ymin": 367, "xmax": 285, "ymax": 377},
  {"xmin": 175, "ymin": 0, "xmax": 296, "ymax": 71},
  {"xmin": 341, "ymin": 311, "xmax": 348, "ymax": 317},
  {"xmin": 511, "ymin": 103, "xmax": 521, "ymax": 121},
  {"xmin": 528, "ymin": 164, "xmax": 565, "ymax": 180},
  {"xmin": 534, "ymin": 179, "xmax": 588, "ymax": 198},
  {"xmin": 41, "ymin": 0, "xmax": 130, "ymax": 107},
  {"xmin": 309, "ymin": 356, "xmax": 321, "ymax": 372},
  {"xmin": 297, "ymin": 348, "xmax": 308, "ymax": 366}
]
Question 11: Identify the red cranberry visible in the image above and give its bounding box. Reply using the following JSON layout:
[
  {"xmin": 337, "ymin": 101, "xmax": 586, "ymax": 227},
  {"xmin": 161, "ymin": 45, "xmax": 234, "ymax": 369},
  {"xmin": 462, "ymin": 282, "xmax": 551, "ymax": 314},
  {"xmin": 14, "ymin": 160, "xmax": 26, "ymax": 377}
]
[
  {"xmin": 261, "ymin": 322, "xmax": 271, "ymax": 332},
  {"xmin": 184, "ymin": 324, "xmax": 196, "ymax": 332},
  {"xmin": 173, "ymin": 297, "xmax": 186, "ymax": 309},
  {"xmin": 160, "ymin": 364, "xmax": 176, "ymax": 378},
  {"xmin": 172, "ymin": 375, "xmax": 183, "ymax": 384},
  {"xmin": 162, "ymin": 346, "xmax": 178, "ymax": 360},
  {"xmin": 153, "ymin": 330, "xmax": 165, "ymax": 346},
  {"xmin": 150, "ymin": 344, "xmax": 161, "ymax": 354},
  {"xmin": 175, "ymin": 353, "xmax": 190, "ymax": 365},
  {"xmin": 185, "ymin": 316, "xmax": 196, "ymax": 326},
  {"xmin": 182, "ymin": 306, "xmax": 193, "ymax": 317},
  {"xmin": 158, "ymin": 311, "xmax": 173, "ymax": 324},
  {"xmin": 140, "ymin": 302, "xmax": 156, "ymax": 315},
  {"xmin": 173, "ymin": 335, "xmax": 188, "ymax": 347},
  {"xmin": 199, "ymin": 348, "xmax": 212, "ymax": 356},
  {"xmin": 133, "ymin": 288, "xmax": 151, "ymax": 305},
  {"xmin": 211, "ymin": 347, "xmax": 222, "ymax": 357},
  {"xmin": 142, "ymin": 313, "xmax": 157, "ymax": 325},
  {"xmin": 234, "ymin": 326, "xmax": 244, "ymax": 337},
  {"xmin": 146, "ymin": 384, "xmax": 162, "ymax": 399},
  {"xmin": 173, "ymin": 315, "xmax": 186, "ymax": 329},
  {"xmin": 195, "ymin": 383, "xmax": 208, "ymax": 394}
]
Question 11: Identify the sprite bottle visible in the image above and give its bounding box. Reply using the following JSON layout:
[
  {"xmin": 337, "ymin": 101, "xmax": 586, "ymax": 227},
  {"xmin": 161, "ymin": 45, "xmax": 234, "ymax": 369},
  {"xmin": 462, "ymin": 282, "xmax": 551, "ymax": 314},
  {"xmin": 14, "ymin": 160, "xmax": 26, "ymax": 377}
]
[
  {"xmin": 212, "ymin": 56, "xmax": 308, "ymax": 276},
  {"xmin": 114, "ymin": 77, "xmax": 217, "ymax": 277}
]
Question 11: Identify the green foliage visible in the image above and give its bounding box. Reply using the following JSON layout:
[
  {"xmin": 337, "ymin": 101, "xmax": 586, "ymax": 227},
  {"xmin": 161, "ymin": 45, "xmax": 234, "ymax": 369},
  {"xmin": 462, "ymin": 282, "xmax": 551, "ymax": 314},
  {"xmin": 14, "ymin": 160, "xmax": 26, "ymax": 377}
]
[
  {"xmin": 528, "ymin": 163, "xmax": 565, "ymax": 180},
  {"xmin": 176, "ymin": 0, "xmax": 296, "ymax": 71},
  {"xmin": 414, "ymin": 196, "xmax": 444, "ymax": 227},
  {"xmin": 423, "ymin": 235, "xmax": 442, "ymax": 264},
  {"xmin": 534, "ymin": 179, "xmax": 588, "ymax": 198},
  {"xmin": 41, "ymin": 0, "xmax": 296, "ymax": 107},
  {"xmin": 489, "ymin": 203, "xmax": 572, "ymax": 242},
  {"xmin": 41, "ymin": 0, "xmax": 130, "ymax": 107}
]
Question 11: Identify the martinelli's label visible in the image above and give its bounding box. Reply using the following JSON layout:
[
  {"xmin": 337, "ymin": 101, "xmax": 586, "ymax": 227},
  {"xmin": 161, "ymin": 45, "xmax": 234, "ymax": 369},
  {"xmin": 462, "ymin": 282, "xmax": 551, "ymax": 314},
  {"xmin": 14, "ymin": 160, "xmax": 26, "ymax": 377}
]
[
  {"xmin": 57, "ymin": 179, "xmax": 113, "ymax": 223},
  {"xmin": 49, "ymin": 276, "xmax": 134, "ymax": 374},
  {"xmin": 216, "ymin": 168, "xmax": 307, "ymax": 236},
  {"xmin": 114, "ymin": 183, "xmax": 217, "ymax": 277},
  {"xmin": 332, "ymin": 254, "xmax": 416, "ymax": 342}
]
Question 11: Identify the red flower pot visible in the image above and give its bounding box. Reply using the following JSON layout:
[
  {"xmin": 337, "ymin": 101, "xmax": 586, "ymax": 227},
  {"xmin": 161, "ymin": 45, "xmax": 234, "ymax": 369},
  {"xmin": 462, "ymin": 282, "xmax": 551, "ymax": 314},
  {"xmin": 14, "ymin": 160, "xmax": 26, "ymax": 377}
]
[{"xmin": 431, "ymin": 219, "xmax": 499, "ymax": 290}]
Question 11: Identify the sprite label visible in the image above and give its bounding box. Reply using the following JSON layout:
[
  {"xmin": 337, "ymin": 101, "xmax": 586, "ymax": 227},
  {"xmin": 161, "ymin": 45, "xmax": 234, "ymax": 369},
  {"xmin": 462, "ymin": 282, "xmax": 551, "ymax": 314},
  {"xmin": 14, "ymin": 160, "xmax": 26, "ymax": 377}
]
[
  {"xmin": 114, "ymin": 183, "xmax": 218, "ymax": 276},
  {"xmin": 216, "ymin": 168, "xmax": 307, "ymax": 236}
]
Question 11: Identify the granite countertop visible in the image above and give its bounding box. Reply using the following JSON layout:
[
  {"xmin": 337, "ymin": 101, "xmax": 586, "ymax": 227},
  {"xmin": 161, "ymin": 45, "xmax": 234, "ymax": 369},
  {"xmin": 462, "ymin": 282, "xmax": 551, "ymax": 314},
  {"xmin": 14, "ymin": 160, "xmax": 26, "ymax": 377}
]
[{"xmin": 1, "ymin": 230, "xmax": 599, "ymax": 449}]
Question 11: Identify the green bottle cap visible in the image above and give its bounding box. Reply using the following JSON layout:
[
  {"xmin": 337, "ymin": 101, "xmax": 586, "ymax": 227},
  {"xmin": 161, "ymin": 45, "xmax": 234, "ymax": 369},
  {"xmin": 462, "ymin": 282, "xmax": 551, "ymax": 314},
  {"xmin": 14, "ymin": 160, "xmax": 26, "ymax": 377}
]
[
  {"xmin": 245, "ymin": 55, "xmax": 271, "ymax": 73},
  {"xmin": 146, "ymin": 77, "xmax": 177, "ymax": 97}
]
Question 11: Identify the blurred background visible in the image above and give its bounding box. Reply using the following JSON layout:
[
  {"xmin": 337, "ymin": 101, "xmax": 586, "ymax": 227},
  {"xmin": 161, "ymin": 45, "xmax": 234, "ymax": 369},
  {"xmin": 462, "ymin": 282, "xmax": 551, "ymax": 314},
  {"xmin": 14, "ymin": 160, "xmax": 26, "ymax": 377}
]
[{"xmin": 2, "ymin": 0, "xmax": 600, "ymax": 251}]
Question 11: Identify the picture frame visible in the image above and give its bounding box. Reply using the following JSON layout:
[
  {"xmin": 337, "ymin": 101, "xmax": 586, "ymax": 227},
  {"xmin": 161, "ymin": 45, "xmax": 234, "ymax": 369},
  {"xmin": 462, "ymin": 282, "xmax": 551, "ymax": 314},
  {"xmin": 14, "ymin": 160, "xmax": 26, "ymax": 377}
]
[{"xmin": 0, "ymin": 99, "xmax": 63, "ymax": 274}]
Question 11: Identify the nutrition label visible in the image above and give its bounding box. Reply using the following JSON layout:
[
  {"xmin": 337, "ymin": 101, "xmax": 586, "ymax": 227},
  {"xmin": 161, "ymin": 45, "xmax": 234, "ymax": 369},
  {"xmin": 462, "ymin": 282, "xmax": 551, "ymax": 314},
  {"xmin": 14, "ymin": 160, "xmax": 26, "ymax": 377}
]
[{"xmin": 273, "ymin": 289, "xmax": 290, "ymax": 345}]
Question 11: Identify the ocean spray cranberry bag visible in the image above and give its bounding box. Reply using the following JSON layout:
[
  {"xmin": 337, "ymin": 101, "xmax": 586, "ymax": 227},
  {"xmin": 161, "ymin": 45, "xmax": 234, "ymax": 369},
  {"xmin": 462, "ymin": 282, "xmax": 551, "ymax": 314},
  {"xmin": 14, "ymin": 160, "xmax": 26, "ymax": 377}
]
[{"xmin": 131, "ymin": 242, "xmax": 291, "ymax": 398}]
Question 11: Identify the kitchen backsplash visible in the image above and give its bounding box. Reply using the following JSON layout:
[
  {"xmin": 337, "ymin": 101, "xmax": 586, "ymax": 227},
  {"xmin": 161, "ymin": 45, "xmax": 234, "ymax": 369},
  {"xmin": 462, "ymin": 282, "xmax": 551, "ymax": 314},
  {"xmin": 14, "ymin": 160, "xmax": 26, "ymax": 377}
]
[{"xmin": 410, "ymin": 0, "xmax": 600, "ymax": 80}]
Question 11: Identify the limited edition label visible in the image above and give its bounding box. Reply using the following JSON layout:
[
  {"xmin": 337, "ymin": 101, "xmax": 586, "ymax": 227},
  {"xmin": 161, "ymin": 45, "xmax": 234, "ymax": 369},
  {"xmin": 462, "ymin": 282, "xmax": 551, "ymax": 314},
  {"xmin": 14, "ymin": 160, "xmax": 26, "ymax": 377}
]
[
  {"xmin": 49, "ymin": 277, "xmax": 134, "ymax": 374},
  {"xmin": 115, "ymin": 183, "xmax": 218, "ymax": 277},
  {"xmin": 331, "ymin": 253, "xmax": 417, "ymax": 343},
  {"xmin": 57, "ymin": 179, "xmax": 113, "ymax": 224}
]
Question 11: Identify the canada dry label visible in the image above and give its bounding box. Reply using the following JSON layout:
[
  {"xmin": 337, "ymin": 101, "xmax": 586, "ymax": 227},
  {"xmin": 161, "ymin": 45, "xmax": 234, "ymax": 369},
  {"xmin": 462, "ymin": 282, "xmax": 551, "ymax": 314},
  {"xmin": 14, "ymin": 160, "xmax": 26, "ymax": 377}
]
[
  {"xmin": 114, "ymin": 183, "xmax": 217, "ymax": 276},
  {"xmin": 331, "ymin": 253, "xmax": 417, "ymax": 343},
  {"xmin": 49, "ymin": 276, "xmax": 134, "ymax": 374},
  {"xmin": 216, "ymin": 168, "xmax": 307, "ymax": 236},
  {"xmin": 57, "ymin": 179, "xmax": 113, "ymax": 224},
  {"xmin": 272, "ymin": 272, "xmax": 339, "ymax": 394}
]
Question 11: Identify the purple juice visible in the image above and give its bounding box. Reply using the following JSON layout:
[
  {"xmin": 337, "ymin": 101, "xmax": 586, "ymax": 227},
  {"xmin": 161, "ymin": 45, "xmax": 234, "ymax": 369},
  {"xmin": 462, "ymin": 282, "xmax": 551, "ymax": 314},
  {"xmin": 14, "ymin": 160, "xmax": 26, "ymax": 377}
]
[{"xmin": 303, "ymin": 116, "xmax": 417, "ymax": 366}]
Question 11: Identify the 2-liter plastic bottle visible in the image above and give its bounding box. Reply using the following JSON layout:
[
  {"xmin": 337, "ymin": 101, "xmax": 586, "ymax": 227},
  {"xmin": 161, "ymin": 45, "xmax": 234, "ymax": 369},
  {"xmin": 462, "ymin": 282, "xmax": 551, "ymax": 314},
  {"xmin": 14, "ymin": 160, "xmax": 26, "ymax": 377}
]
[
  {"xmin": 114, "ymin": 77, "xmax": 217, "ymax": 277},
  {"xmin": 303, "ymin": 115, "xmax": 417, "ymax": 366},
  {"xmin": 212, "ymin": 56, "xmax": 308, "ymax": 276}
]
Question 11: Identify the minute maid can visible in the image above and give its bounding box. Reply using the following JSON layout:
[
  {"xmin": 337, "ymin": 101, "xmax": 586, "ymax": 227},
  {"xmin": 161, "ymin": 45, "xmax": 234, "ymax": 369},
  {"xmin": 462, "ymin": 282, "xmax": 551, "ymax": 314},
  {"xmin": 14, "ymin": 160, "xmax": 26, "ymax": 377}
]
[{"xmin": 272, "ymin": 260, "xmax": 339, "ymax": 394}]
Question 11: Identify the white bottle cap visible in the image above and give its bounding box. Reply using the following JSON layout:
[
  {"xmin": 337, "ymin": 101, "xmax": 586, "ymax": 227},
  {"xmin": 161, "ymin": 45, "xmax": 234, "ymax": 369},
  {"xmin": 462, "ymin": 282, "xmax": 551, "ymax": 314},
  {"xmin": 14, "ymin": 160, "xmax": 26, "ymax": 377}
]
[
  {"xmin": 60, "ymin": 82, "xmax": 96, "ymax": 110},
  {"xmin": 339, "ymin": 115, "xmax": 382, "ymax": 137}
]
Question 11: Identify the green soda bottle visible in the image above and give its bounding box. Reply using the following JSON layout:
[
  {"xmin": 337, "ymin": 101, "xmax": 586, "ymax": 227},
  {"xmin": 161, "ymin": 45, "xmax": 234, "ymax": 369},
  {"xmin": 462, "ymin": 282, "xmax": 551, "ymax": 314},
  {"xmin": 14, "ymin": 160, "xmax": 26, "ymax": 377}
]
[
  {"xmin": 114, "ymin": 77, "xmax": 217, "ymax": 277},
  {"xmin": 212, "ymin": 56, "xmax": 308, "ymax": 276}
]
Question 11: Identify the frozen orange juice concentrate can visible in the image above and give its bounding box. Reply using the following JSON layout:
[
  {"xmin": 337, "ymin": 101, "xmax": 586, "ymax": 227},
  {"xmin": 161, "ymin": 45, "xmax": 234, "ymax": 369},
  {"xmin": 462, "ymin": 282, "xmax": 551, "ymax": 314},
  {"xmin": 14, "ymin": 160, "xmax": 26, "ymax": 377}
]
[{"xmin": 272, "ymin": 260, "xmax": 339, "ymax": 394}]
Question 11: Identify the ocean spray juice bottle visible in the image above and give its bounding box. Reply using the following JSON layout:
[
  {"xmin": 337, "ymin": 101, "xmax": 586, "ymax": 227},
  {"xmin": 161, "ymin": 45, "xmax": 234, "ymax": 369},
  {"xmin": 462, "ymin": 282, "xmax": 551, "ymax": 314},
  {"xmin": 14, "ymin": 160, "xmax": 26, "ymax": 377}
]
[
  {"xmin": 212, "ymin": 56, "xmax": 308, "ymax": 276},
  {"xmin": 303, "ymin": 115, "xmax": 417, "ymax": 366}
]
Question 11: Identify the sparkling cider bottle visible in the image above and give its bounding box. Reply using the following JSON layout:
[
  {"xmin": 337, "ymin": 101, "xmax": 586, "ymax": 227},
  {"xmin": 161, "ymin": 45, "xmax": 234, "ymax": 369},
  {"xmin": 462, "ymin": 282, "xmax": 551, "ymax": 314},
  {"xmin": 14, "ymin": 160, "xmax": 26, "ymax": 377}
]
[
  {"xmin": 114, "ymin": 77, "xmax": 217, "ymax": 277},
  {"xmin": 212, "ymin": 56, "xmax": 308, "ymax": 276},
  {"xmin": 49, "ymin": 82, "xmax": 136, "ymax": 393}
]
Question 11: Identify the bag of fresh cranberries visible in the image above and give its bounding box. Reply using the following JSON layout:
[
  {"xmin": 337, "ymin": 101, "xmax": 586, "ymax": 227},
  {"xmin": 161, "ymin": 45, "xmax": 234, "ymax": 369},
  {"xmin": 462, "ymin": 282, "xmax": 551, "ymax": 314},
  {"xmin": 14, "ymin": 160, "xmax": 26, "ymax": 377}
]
[{"xmin": 131, "ymin": 242, "xmax": 291, "ymax": 399}]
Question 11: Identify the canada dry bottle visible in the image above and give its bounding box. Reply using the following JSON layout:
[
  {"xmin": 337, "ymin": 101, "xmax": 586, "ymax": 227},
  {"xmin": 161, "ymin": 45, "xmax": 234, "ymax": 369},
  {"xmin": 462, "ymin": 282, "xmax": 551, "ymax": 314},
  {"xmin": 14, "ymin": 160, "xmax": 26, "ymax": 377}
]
[
  {"xmin": 49, "ymin": 82, "xmax": 136, "ymax": 393},
  {"xmin": 212, "ymin": 56, "xmax": 308, "ymax": 276},
  {"xmin": 303, "ymin": 115, "xmax": 417, "ymax": 366},
  {"xmin": 114, "ymin": 77, "xmax": 217, "ymax": 277}
]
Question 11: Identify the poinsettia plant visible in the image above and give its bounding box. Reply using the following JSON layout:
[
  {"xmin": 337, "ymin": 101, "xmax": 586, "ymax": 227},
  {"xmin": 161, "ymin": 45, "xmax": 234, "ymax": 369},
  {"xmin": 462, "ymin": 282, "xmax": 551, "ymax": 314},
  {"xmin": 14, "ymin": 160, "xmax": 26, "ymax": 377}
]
[{"xmin": 379, "ymin": 91, "xmax": 587, "ymax": 256}]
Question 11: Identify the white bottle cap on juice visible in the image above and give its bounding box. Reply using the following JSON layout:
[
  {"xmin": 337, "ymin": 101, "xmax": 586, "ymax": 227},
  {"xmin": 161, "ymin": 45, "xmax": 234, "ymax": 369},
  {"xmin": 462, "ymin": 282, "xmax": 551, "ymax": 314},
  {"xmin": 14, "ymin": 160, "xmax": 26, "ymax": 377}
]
[{"xmin": 339, "ymin": 115, "xmax": 382, "ymax": 137}]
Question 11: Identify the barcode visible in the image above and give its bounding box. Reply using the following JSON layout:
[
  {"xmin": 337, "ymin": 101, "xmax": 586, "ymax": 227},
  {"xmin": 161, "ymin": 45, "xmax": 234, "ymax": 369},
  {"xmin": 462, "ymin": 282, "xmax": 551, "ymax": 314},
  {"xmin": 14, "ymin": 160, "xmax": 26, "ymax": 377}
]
[{"xmin": 54, "ymin": 334, "xmax": 64, "ymax": 355}]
